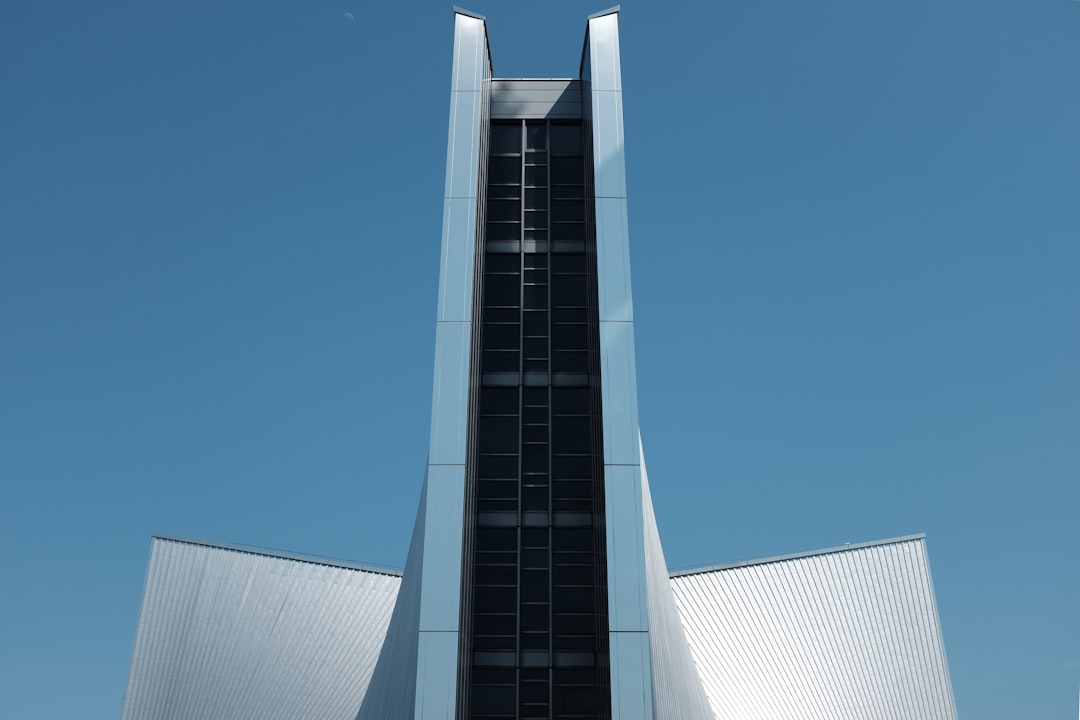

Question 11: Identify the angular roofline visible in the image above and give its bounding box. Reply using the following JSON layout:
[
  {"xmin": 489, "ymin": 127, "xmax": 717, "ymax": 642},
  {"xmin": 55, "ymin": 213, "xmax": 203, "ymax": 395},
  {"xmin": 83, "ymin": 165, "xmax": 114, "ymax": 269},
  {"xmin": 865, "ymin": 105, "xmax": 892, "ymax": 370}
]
[
  {"xmin": 452, "ymin": 6, "xmax": 485, "ymax": 21},
  {"xmin": 588, "ymin": 5, "xmax": 621, "ymax": 20},
  {"xmin": 453, "ymin": 7, "xmax": 494, "ymax": 77},
  {"xmin": 152, "ymin": 534, "xmax": 404, "ymax": 577},
  {"xmin": 669, "ymin": 533, "xmax": 928, "ymax": 578}
]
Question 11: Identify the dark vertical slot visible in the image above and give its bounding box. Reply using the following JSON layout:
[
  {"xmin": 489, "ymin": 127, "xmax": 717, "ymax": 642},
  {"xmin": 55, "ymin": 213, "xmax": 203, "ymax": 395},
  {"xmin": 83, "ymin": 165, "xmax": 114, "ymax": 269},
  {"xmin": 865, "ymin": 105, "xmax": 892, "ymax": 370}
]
[{"xmin": 464, "ymin": 117, "xmax": 609, "ymax": 719}]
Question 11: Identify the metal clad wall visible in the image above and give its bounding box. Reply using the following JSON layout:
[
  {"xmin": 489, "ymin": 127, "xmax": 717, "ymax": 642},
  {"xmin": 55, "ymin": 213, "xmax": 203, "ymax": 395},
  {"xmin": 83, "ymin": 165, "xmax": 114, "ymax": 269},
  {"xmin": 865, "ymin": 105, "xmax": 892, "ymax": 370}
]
[
  {"xmin": 639, "ymin": 441, "xmax": 715, "ymax": 719},
  {"xmin": 121, "ymin": 537, "xmax": 400, "ymax": 720},
  {"xmin": 670, "ymin": 537, "xmax": 959, "ymax": 720},
  {"xmin": 414, "ymin": 11, "xmax": 491, "ymax": 719},
  {"xmin": 489, "ymin": 80, "xmax": 582, "ymax": 119},
  {"xmin": 356, "ymin": 479, "xmax": 429, "ymax": 719},
  {"xmin": 582, "ymin": 10, "xmax": 654, "ymax": 719}
]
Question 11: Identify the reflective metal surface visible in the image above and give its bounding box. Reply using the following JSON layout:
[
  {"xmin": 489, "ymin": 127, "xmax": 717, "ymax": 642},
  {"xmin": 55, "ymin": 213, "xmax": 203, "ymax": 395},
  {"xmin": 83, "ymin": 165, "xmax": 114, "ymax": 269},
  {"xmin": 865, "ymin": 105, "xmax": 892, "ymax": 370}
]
[
  {"xmin": 672, "ymin": 536, "xmax": 960, "ymax": 720},
  {"xmin": 121, "ymin": 537, "xmax": 399, "ymax": 720}
]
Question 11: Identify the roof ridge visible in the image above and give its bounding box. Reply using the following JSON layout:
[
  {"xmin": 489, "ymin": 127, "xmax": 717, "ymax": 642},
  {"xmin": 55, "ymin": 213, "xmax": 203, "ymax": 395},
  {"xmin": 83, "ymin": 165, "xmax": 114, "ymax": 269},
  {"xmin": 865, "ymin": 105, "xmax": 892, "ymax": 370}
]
[
  {"xmin": 152, "ymin": 534, "xmax": 404, "ymax": 577},
  {"xmin": 669, "ymin": 533, "xmax": 927, "ymax": 578}
]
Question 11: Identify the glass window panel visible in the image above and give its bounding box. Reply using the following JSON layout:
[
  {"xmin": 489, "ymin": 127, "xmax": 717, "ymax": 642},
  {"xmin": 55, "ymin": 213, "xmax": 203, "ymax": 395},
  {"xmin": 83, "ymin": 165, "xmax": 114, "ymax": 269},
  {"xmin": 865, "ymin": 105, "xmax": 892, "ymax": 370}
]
[
  {"xmin": 489, "ymin": 124, "xmax": 522, "ymax": 155},
  {"xmin": 551, "ymin": 255, "xmax": 586, "ymax": 274},
  {"xmin": 523, "ymin": 210, "xmax": 548, "ymax": 229},
  {"xmin": 522, "ymin": 444, "xmax": 549, "ymax": 473},
  {"xmin": 551, "ymin": 388, "xmax": 589, "ymax": 415},
  {"xmin": 523, "ymin": 337, "xmax": 548, "ymax": 359},
  {"xmin": 521, "ymin": 569, "xmax": 549, "ymax": 602},
  {"xmin": 550, "ymin": 157, "xmax": 584, "ymax": 185},
  {"xmin": 485, "ymin": 307, "xmax": 519, "ymax": 323},
  {"xmin": 522, "ymin": 527, "xmax": 548, "ymax": 549},
  {"xmin": 523, "ymin": 254, "xmax": 548, "ymax": 270},
  {"xmin": 524, "ymin": 268, "xmax": 547, "ymax": 284},
  {"xmin": 551, "ymin": 200, "xmax": 584, "ymax": 222},
  {"xmin": 553, "ymin": 529, "xmax": 592, "ymax": 552},
  {"xmin": 522, "ymin": 484, "xmax": 549, "ymax": 511},
  {"xmin": 521, "ymin": 603, "xmax": 549, "ymax": 631},
  {"xmin": 520, "ymin": 681, "xmax": 548, "ymax": 704},
  {"xmin": 483, "ymin": 323, "xmax": 520, "ymax": 351},
  {"xmin": 523, "ymin": 311, "xmax": 548, "ymax": 336},
  {"xmin": 552, "ymin": 587, "xmax": 595, "ymax": 613},
  {"xmin": 476, "ymin": 565, "xmax": 518, "ymax": 587},
  {"xmin": 486, "ymin": 221, "xmax": 521, "ymax": 242},
  {"xmin": 525, "ymin": 123, "xmax": 546, "ymax": 150},
  {"xmin": 523, "ymin": 284, "xmax": 547, "ymax": 309},
  {"xmin": 483, "ymin": 274, "xmax": 520, "ymax": 307},
  {"xmin": 552, "ymin": 480, "xmax": 592, "ymax": 499},
  {"xmin": 471, "ymin": 683, "xmax": 516, "ymax": 714},
  {"xmin": 551, "ymin": 324, "xmax": 587, "ymax": 352},
  {"xmin": 552, "ymin": 615, "xmax": 595, "ymax": 637},
  {"xmin": 480, "ymin": 387, "xmax": 519, "ymax": 415},
  {"xmin": 552, "ymin": 416, "xmax": 590, "ymax": 453},
  {"xmin": 477, "ymin": 527, "xmax": 517, "ymax": 551},
  {"xmin": 477, "ymin": 455, "xmax": 518, "ymax": 479},
  {"xmin": 552, "ymin": 274, "xmax": 587, "ymax": 306},
  {"xmin": 521, "ymin": 548, "xmax": 549, "ymax": 570},
  {"xmin": 549, "ymin": 124, "xmax": 583, "ymax": 155},
  {"xmin": 473, "ymin": 650, "xmax": 516, "ymax": 667},
  {"xmin": 553, "ymin": 667, "xmax": 596, "ymax": 685},
  {"xmin": 523, "ymin": 387, "xmax": 547, "ymax": 407},
  {"xmin": 551, "ymin": 307, "xmax": 588, "ymax": 324},
  {"xmin": 524, "ymin": 166, "xmax": 547, "ymax": 186},
  {"xmin": 551, "ymin": 184, "xmax": 585, "ymax": 199},
  {"xmin": 474, "ymin": 633, "xmax": 516, "ymax": 650},
  {"xmin": 553, "ymin": 634, "xmax": 596, "ymax": 651},
  {"xmin": 473, "ymin": 667, "xmax": 516, "ymax": 685},
  {"xmin": 523, "ymin": 406, "xmax": 548, "ymax": 424},
  {"xmin": 551, "ymin": 456, "xmax": 590, "ymax": 479},
  {"xmin": 550, "ymin": 222, "xmax": 585, "ymax": 242},
  {"xmin": 522, "ymin": 424, "xmax": 548, "ymax": 443},
  {"xmin": 475, "ymin": 588, "xmax": 517, "ymax": 613},
  {"xmin": 478, "ymin": 479, "xmax": 518, "ymax": 498},
  {"xmin": 523, "ymin": 360, "xmax": 548, "ymax": 374},
  {"xmin": 553, "ymin": 565, "xmax": 594, "ymax": 587},
  {"xmin": 520, "ymin": 632, "xmax": 548, "ymax": 650},
  {"xmin": 488, "ymin": 199, "xmax": 520, "ymax": 222},
  {"xmin": 553, "ymin": 685, "xmax": 599, "ymax": 713},
  {"xmin": 482, "ymin": 350, "xmax": 519, "ymax": 373},
  {"xmin": 551, "ymin": 350, "xmax": 588, "ymax": 373},
  {"xmin": 478, "ymin": 415, "xmax": 519, "ymax": 454},
  {"xmin": 524, "ymin": 187, "xmax": 548, "ymax": 208},
  {"xmin": 489, "ymin": 156, "xmax": 521, "ymax": 184},
  {"xmin": 478, "ymin": 498, "xmax": 517, "ymax": 513},
  {"xmin": 473, "ymin": 612, "xmax": 518, "ymax": 636},
  {"xmin": 487, "ymin": 184, "xmax": 521, "ymax": 200},
  {"xmin": 485, "ymin": 254, "xmax": 520, "ymax": 274}
]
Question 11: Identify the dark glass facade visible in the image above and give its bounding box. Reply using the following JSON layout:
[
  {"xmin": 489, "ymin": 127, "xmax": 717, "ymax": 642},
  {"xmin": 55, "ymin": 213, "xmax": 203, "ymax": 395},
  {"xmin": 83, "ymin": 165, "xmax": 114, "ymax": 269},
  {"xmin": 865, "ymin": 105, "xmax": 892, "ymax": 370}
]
[{"xmin": 460, "ymin": 119, "xmax": 612, "ymax": 719}]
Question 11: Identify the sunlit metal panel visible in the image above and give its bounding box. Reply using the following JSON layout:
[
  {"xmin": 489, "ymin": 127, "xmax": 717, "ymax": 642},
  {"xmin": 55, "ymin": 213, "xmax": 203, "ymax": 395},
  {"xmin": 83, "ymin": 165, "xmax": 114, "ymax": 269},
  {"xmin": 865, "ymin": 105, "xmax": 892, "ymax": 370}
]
[
  {"xmin": 121, "ymin": 536, "xmax": 400, "ymax": 720},
  {"xmin": 670, "ymin": 536, "xmax": 959, "ymax": 720}
]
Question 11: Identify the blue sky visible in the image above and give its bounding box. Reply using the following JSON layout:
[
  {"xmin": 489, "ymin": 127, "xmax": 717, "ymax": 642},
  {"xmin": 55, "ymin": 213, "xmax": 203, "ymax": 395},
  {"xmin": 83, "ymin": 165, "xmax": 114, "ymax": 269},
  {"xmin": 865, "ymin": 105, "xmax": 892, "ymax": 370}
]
[{"xmin": 1, "ymin": 1, "xmax": 1077, "ymax": 717}]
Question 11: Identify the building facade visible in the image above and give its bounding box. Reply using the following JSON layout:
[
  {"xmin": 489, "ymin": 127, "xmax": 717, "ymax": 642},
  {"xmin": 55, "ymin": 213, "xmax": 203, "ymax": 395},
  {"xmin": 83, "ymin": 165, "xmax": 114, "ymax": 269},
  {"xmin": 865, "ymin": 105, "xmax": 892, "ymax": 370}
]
[
  {"xmin": 121, "ymin": 10, "xmax": 960, "ymax": 720},
  {"xmin": 357, "ymin": 8, "xmax": 711, "ymax": 719}
]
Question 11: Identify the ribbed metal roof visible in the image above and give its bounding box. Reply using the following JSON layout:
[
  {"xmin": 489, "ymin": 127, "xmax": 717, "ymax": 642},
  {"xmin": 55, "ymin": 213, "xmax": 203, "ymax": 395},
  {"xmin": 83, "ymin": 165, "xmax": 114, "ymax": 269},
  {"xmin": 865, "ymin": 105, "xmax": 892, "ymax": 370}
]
[
  {"xmin": 122, "ymin": 534, "xmax": 957, "ymax": 719},
  {"xmin": 120, "ymin": 536, "xmax": 400, "ymax": 720},
  {"xmin": 671, "ymin": 535, "xmax": 958, "ymax": 720}
]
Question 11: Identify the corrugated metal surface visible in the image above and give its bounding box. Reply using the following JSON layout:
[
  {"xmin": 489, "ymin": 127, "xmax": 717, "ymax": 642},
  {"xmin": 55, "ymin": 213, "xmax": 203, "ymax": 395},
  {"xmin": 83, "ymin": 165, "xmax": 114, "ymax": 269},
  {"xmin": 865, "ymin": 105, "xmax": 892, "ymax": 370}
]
[
  {"xmin": 671, "ymin": 536, "xmax": 958, "ymax": 720},
  {"xmin": 120, "ymin": 536, "xmax": 400, "ymax": 720},
  {"xmin": 639, "ymin": 443, "xmax": 716, "ymax": 719},
  {"xmin": 356, "ymin": 477, "xmax": 427, "ymax": 720}
]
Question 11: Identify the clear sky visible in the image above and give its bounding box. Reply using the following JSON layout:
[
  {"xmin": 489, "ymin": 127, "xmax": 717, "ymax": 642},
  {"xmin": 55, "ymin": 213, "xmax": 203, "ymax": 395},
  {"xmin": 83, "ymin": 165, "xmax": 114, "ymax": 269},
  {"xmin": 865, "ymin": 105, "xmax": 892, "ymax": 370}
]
[{"xmin": 1, "ymin": 1, "xmax": 1077, "ymax": 718}]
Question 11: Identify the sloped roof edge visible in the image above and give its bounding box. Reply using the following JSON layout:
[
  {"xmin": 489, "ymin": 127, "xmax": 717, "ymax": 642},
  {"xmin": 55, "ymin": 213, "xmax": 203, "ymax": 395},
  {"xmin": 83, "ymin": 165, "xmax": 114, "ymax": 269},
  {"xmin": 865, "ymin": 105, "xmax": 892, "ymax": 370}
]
[
  {"xmin": 669, "ymin": 533, "xmax": 929, "ymax": 578},
  {"xmin": 152, "ymin": 533, "xmax": 404, "ymax": 577}
]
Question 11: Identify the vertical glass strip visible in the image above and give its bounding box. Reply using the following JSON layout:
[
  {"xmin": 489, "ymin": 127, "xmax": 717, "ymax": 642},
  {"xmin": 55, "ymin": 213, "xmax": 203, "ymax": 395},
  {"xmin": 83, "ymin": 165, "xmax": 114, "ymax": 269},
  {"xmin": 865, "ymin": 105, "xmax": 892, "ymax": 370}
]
[{"xmin": 464, "ymin": 119, "xmax": 610, "ymax": 719}]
